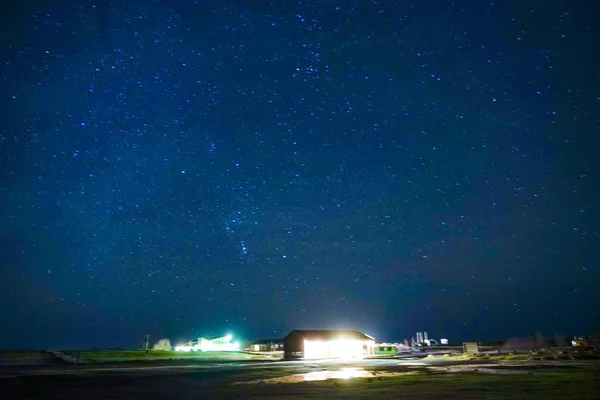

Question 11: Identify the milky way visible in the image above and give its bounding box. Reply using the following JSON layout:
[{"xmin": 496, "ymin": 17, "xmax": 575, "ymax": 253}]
[{"xmin": 0, "ymin": 0, "xmax": 598, "ymax": 349}]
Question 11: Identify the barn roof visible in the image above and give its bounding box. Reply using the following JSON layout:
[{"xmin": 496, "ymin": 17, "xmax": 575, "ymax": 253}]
[{"xmin": 284, "ymin": 330, "xmax": 375, "ymax": 341}]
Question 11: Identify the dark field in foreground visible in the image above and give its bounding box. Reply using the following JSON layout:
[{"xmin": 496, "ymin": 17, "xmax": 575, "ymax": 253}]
[
  {"xmin": 1, "ymin": 358, "xmax": 598, "ymax": 400},
  {"xmin": 231, "ymin": 371, "xmax": 597, "ymax": 400}
]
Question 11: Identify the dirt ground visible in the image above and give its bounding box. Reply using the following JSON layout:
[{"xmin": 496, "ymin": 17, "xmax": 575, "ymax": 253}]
[{"xmin": 1, "ymin": 358, "xmax": 598, "ymax": 399}]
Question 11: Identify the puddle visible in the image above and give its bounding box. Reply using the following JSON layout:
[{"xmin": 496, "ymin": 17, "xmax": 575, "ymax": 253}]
[
  {"xmin": 303, "ymin": 368, "xmax": 370, "ymax": 381},
  {"xmin": 234, "ymin": 368, "xmax": 419, "ymax": 385}
]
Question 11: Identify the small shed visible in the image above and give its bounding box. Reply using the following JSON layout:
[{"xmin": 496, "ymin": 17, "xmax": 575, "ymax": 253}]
[
  {"xmin": 375, "ymin": 344, "xmax": 398, "ymax": 355},
  {"xmin": 463, "ymin": 342, "xmax": 479, "ymax": 356}
]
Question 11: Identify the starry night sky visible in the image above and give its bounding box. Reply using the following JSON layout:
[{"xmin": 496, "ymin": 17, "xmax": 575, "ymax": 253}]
[{"xmin": 1, "ymin": 0, "xmax": 598, "ymax": 350}]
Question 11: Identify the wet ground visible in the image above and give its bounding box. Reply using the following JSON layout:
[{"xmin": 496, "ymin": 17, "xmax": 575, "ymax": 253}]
[{"xmin": 1, "ymin": 357, "xmax": 598, "ymax": 399}]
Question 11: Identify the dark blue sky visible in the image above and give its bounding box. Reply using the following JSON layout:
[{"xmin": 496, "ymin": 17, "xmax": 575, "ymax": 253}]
[{"xmin": 0, "ymin": 0, "xmax": 598, "ymax": 350}]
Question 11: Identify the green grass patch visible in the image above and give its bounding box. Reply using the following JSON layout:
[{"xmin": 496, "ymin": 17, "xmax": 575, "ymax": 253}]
[
  {"xmin": 572, "ymin": 352, "xmax": 600, "ymax": 360},
  {"xmin": 440, "ymin": 370, "xmax": 598, "ymax": 398},
  {"xmin": 486, "ymin": 352, "xmax": 600, "ymax": 362},
  {"xmin": 350, "ymin": 370, "xmax": 599, "ymax": 399},
  {"xmin": 62, "ymin": 350, "xmax": 267, "ymax": 363},
  {"xmin": 489, "ymin": 354, "xmax": 533, "ymax": 361},
  {"xmin": 0, "ymin": 351, "xmax": 48, "ymax": 359}
]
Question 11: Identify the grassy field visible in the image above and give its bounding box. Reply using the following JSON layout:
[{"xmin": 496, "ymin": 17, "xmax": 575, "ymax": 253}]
[
  {"xmin": 474, "ymin": 352, "xmax": 600, "ymax": 362},
  {"xmin": 0, "ymin": 351, "xmax": 63, "ymax": 366},
  {"xmin": 2, "ymin": 352, "xmax": 598, "ymax": 399},
  {"xmin": 254, "ymin": 370, "xmax": 600, "ymax": 400},
  {"xmin": 60, "ymin": 350, "xmax": 269, "ymax": 363},
  {"xmin": 0, "ymin": 351, "xmax": 52, "ymax": 360}
]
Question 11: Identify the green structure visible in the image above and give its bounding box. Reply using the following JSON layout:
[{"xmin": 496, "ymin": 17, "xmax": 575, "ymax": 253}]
[{"xmin": 375, "ymin": 344, "xmax": 397, "ymax": 355}]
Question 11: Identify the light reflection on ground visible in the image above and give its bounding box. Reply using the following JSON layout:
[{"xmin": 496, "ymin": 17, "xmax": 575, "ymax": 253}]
[
  {"xmin": 234, "ymin": 368, "xmax": 419, "ymax": 385},
  {"xmin": 303, "ymin": 367, "xmax": 370, "ymax": 381}
]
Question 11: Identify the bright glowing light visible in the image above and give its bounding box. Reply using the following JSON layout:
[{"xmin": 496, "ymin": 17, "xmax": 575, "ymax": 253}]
[
  {"xmin": 303, "ymin": 339, "xmax": 374, "ymax": 359},
  {"xmin": 199, "ymin": 335, "xmax": 240, "ymax": 352},
  {"xmin": 199, "ymin": 342, "xmax": 240, "ymax": 351},
  {"xmin": 175, "ymin": 335, "xmax": 240, "ymax": 352}
]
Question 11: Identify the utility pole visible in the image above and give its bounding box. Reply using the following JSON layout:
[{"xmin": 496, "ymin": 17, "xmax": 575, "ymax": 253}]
[{"xmin": 143, "ymin": 334, "xmax": 150, "ymax": 360}]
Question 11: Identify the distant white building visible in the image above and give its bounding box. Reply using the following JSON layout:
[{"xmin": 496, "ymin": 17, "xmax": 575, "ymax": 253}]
[{"xmin": 175, "ymin": 334, "xmax": 240, "ymax": 352}]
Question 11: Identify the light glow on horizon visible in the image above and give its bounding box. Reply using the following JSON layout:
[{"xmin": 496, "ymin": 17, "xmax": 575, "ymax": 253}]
[{"xmin": 175, "ymin": 334, "xmax": 240, "ymax": 352}]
